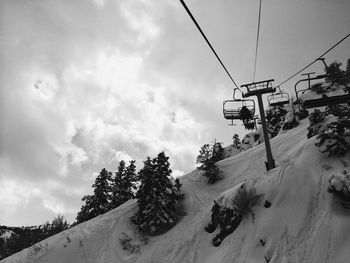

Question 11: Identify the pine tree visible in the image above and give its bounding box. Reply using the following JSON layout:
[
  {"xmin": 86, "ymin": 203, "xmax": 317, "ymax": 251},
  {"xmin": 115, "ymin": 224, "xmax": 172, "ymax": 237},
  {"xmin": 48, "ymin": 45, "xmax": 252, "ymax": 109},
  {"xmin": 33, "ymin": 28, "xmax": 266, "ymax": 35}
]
[
  {"xmin": 132, "ymin": 157, "xmax": 155, "ymax": 230},
  {"xmin": 196, "ymin": 144, "xmax": 211, "ymax": 169},
  {"xmin": 315, "ymin": 117, "xmax": 350, "ymax": 156},
  {"xmin": 196, "ymin": 140, "xmax": 224, "ymax": 184},
  {"xmin": 76, "ymin": 195, "xmax": 96, "ymax": 223},
  {"xmin": 76, "ymin": 168, "xmax": 112, "ymax": 223},
  {"xmin": 110, "ymin": 160, "xmax": 137, "ymax": 209},
  {"xmin": 345, "ymin": 58, "xmax": 350, "ymax": 84},
  {"xmin": 132, "ymin": 152, "xmax": 182, "ymax": 234},
  {"xmin": 50, "ymin": 214, "xmax": 69, "ymax": 235},
  {"xmin": 232, "ymin": 134, "xmax": 241, "ymax": 149},
  {"xmin": 265, "ymin": 106, "xmax": 288, "ymax": 137},
  {"xmin": 111, "ymin": 160, "xmax": 126, "ymax": 208},
  {"xmin": 123, "ymin": 160, "xmax": 137, "ymax": 200},
  {"xmin": 212, "ymin": 141, "xmax": 224, "ymax": 162},
  {"xmin": 325, "ymin": 61, "xmax": 346, "ymax": 85},
  {"xmin": 173, "ymin": 178, "xmax": 184, "ymax": 200},
  {"xmin": 92, "ymin": 168, "xmax": 112, "ymax": 214}
]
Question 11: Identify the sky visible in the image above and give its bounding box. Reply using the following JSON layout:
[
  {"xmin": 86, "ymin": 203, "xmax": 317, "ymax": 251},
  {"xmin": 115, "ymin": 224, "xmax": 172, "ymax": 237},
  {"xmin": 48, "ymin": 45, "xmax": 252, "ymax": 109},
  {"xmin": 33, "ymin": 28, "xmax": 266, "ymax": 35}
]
[{"xmin": 0, "ymin": 0, "xmax": 349, "ymax": 226}]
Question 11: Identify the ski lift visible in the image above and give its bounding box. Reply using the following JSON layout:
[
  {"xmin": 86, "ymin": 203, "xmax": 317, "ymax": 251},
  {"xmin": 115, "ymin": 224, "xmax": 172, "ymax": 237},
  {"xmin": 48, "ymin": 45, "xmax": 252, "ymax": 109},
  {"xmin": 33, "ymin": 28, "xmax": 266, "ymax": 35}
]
[
  {"xmin": 294, "ymin": 73, "xmax": 327, "ymax": 102},
  {"xmin": 294, "ymin": 73, "xmax": 350, "ymax": 109},
  {"xmin": 267, "ymin": 87, "xmax": 290, "ymax": 107},
  {"xmin": 223, "ymin": 88, "xmax": 256, "ymax": 125},
  {"xmin": 302, "ymin": 93, "xmax": 350, "ymax": 109}
]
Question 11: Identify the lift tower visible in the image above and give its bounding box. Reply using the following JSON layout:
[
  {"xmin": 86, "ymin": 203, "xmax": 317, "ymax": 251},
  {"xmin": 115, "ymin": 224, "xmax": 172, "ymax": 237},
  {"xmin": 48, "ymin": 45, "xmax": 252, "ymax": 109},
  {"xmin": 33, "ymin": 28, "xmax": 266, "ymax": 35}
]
[{"xmin": 241, "ymin": 79, "xmax": 276, "ymax": 171}]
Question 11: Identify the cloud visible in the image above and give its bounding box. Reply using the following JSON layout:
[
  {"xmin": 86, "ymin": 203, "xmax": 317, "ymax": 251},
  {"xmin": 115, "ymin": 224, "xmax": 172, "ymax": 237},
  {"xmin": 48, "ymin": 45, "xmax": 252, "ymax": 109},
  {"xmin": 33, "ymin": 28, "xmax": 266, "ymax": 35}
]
[{"xmin": 0, "ymin": 0, "xmax": 204, "ymax": 225}]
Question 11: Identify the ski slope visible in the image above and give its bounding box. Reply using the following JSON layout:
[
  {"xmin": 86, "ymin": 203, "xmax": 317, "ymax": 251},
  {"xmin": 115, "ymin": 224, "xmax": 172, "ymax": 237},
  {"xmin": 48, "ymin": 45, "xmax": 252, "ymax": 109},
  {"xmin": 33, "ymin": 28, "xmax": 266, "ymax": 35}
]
[{"xmin": 3, "ymin": 118, "xmax": 350, "ymax": 263}]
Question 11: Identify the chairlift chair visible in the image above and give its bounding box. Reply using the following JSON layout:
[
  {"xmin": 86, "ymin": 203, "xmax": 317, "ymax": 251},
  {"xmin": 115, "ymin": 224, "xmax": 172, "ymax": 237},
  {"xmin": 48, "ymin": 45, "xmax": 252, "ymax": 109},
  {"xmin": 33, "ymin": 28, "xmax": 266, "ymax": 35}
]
[
  {"xmin": 294, "ymin": 74, "xmax": 328, "ymax": 102},
  {"xmin": 302, "ymin": 93, "xmax": 350, "ymax": 109},
  {"xmin": 223, "ymin": 99, "xmax": 255, "ymax": 120},
  {"xmin": 268, "ymin": 88, "xmax": 290, "ymax": 107},
  {"xmin": 223, "ymin": 88, "xmax": 256, "ymax": 125}
]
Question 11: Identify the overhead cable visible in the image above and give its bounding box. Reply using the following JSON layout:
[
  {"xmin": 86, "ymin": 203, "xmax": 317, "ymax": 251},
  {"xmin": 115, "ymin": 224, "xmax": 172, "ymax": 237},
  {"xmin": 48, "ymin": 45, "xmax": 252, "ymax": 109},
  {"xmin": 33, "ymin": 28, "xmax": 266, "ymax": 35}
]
[
  {"xmin": 253, "ymin": 0, "xmax": 262, "ymax": 82},
  {"xmin": 179, "ymin": 0, "xmax": 240, "ymax": 90},
  {"xmin": 277, "ymin": 32, "xmax": 350, "ymax": 88}
]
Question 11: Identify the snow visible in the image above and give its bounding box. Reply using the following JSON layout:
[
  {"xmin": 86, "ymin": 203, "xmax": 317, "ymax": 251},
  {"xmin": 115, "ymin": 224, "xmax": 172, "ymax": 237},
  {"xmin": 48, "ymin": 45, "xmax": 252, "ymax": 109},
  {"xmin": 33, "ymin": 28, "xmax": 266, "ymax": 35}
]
[
  {"xmin": 283, "ymin": 111, "xmax": 294, "ymax": 124},
  {"xmin": 3, "ymin": 119, "xmax": 350, "ymax": 263},
  {"xmin": 215, "ymin": 182, "xmax": 246, "ymax": 209}
]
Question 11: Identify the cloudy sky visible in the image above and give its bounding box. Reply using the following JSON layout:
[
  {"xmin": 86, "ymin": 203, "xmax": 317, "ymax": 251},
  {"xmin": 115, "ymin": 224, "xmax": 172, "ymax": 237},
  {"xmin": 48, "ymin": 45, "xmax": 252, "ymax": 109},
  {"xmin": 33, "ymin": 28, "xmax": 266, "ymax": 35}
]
[{"xmin": 1, "ymin": 0, "xmax": 349, "ymax": 226}]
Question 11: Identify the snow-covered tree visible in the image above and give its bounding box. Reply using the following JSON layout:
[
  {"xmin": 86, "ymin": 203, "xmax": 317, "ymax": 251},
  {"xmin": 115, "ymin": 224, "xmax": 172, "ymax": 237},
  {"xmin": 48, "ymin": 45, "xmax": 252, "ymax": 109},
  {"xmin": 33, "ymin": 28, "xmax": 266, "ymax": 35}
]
[
  {"xmin": 132, "ymin": 152, "xmax": 182, "ymax": 234},
  {"xmin": 232, "ymin": 134, "xmax": 241, "ymax": 149},
  {"xmin": 123, "ymin": 160, "xmax": 137, "ymax": 199},
  {"xmin": 110, "ymin": 160, "xmax": 126, "ymax": 208},
  {"xmin": 325, "ymin": 61, "xmax": 347, "ymax": 85},
  {"xmin": 110, "ymin": 160, "xmax": 137, "ymax": 209},
  {"xmin": 309, "ymin": 109, "xmax": 326, "ymax": 126},
  {"xmin": 196, "ymin": 140, "xmax": 224, "ymax": 184},
  {"xmin": 76, "ymin": 168, "xmax": 112, "ymax": 223},
  {"xmin": 315, "ymin": 117, "xmax": 350, "ymax": 156},
  {"xmin": 326, "ymin": 104, "xmax": 350, "ymax": 118},
  {"xmin": 265, "ymin": 106, "xmax": 287, "ymax": 137},
  {"xmin": 307, "ymin": 109, "xmax": 327, "ymax": 138},
  {"xmin": 327, "ymin": 169, "xmax": 350, "ymax": 202},
  {"xmin": 173, "ymin": 178, "xmax": 184, "ymax": 200},
  {"xmin": 92, "ymin": 168, "xmax": 112, "ymax": 213}
]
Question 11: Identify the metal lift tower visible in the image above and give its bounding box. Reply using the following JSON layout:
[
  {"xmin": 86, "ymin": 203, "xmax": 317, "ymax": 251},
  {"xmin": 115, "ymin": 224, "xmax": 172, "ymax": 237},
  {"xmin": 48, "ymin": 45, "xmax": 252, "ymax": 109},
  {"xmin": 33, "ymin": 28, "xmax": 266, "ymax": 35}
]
[{"xmin": 241, "ymin": 79, "xmax": 276, "ymax": 171}]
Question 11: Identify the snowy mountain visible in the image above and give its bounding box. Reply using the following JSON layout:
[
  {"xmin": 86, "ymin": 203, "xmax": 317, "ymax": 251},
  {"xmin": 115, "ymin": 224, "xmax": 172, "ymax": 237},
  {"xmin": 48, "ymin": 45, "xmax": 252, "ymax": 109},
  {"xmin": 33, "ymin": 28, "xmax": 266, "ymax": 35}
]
[{"xmin": 3, "ymin": 118, "xmax": 350, "ymax": 263}]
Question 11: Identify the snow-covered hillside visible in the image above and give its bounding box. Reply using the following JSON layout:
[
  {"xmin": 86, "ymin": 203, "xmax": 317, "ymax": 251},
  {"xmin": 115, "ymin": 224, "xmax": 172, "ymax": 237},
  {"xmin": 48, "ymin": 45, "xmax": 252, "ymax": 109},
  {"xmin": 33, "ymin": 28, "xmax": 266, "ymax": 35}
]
[{"xmin": 3, "ymin": 118, "xmax": 350, "ymax": 263}]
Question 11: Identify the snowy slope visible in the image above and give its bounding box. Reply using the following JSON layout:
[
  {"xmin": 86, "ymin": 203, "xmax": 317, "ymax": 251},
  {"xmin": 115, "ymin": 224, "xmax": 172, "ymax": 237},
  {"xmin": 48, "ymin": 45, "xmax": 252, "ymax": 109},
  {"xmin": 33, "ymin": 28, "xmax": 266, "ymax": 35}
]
[{"xmin": 3, "ymin": 119, "xmax": 350, "ymax": 263}]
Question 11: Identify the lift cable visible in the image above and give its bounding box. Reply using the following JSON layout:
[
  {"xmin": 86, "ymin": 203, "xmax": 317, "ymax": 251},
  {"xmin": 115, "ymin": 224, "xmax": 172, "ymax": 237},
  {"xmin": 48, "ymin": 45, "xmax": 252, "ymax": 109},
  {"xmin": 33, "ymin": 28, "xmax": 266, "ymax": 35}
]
[
  {"xmin": 277, "ymin": 32, "xmax": 350, "ymax": 88},
  {"xmin": 252, "ymin": 0, "xmax": 262, "ymax": 82},
  {"xmin": 179, "ymin": 0, "xmax": 240, "ymax": 90}
]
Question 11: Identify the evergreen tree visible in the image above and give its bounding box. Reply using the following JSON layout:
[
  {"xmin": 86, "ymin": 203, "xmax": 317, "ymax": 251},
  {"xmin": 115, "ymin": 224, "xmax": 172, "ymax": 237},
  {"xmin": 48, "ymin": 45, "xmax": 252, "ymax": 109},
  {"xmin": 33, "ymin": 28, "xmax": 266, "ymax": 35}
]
[
  {"xmin": 346, "ymin": 58, "xmax": 350, "ymax": 84},
  {"xmin": 123, "ymin": 160, "xmax": 137, "ymax": 199},
  {"xmin": 173, "ymin": 178, "xmax": 184, "ymax": 200},
  {"xmin": 110, "ymin": 160, "xmax": 126, "ymax": 208},
  {"xmin": 132, "ymin": 157, "xmax": 155, "ymax": 230},
  {"xmin": 76, "ymin": 168, "xmax": 112, "ymax": 223},
  {"xmin": 325, "ymin": 61, "xmax": 346, "ymax": 85},
  {"xmin": 212, "ymin": 141, "xmax": 224, "ymax": 162},
  {"xmin": 76, "ymin": 194, "xmax": 96, "ymax": 223},
  {"xmin": 196, "ymin": 144, "xmax": 211, "ymax": 169},
  {"xmin": 0, "ymin": 215, "xmax": 70, "ymax": 259},
  {"xmin": 50, "ymin": 214, "xmax": 69, "ymax": 235},
  {"xmin": 110, "ymin": 160, "xmax": 137, "ymax": 208},
  {"xmin": 315, "ymin": 117, "xmax": 350, "ymax": 156},
  {"xmin": 196, "ymin": 140, "xmax": 224, "ymax": 184},
  {"xmin": 132, "ymin": 152, "xmax": 182, "ymax": 233},
  {"xmin": 265, "ymin": 106, "xmax": 287, "ymax": 137},
  {"xmin": 92, "ymin": 168, "xmax": 112, "ymax": 214},
  {"xmin": 232, "ymin": 134, "xmax": 241, "ymax": 149}
]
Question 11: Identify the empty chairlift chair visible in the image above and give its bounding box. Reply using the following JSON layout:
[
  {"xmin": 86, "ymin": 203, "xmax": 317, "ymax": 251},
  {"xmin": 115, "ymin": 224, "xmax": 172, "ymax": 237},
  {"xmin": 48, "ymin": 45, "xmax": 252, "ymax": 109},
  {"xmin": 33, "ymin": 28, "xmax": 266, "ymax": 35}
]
[
  {"xmin": 268, "ymin": 88, "xmax": 290, "ymax": 107},
  {"xmin": 302, "ymin": 93, "xmax": 350, "ymax": 109},
  {"xmin": 294, "ymin": 74, "xmax": 350, "ymax": 109}
]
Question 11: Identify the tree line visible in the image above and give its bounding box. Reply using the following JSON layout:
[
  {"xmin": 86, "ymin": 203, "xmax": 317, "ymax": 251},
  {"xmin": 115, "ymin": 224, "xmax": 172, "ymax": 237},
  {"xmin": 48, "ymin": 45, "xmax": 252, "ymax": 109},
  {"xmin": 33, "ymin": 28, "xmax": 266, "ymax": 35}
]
[{"xmin": 0, "ymin": 151, "xmax": 183, "ymax": 259}]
